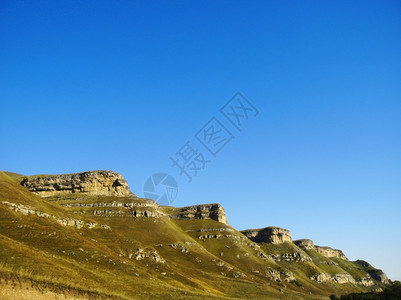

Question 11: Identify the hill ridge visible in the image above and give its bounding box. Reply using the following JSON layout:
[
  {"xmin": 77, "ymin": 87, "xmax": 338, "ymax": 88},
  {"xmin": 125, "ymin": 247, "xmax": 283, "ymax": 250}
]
[{"xmin": 0, "ymin": 170, "xmax": 391, "ymax": 299}]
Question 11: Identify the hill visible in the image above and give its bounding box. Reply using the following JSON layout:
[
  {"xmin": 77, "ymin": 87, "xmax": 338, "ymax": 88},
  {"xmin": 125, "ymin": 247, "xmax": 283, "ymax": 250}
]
[{"xmin": 0, "ymin": 170, "xmax": 390, "ymax": 299}]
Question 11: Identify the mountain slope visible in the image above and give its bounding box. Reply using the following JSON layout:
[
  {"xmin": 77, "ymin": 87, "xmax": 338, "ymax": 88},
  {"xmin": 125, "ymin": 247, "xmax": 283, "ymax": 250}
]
[{"xmin": 0, "ymin": 170, "xmax": 390, "ymax": 299}]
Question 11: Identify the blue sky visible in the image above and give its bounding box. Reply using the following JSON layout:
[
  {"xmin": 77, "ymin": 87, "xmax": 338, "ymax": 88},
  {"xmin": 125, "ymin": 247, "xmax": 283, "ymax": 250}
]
[{"xmin": 1, "ymin": 1, "xmax": 400, "ymax": 280}]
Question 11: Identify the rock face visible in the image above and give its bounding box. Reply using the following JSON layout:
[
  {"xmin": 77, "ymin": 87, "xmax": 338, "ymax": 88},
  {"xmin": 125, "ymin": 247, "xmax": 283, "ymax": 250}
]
[
  {"xmin": 310, "ymin": 272, "xmax": 332, "ymax": 283},
  {"xmin": 310, "ymin": 272, "xmax": 374, "ymax": 286},
  {"xmin": 241, "ymin": 227, "xmax": 292, "ymax": 244},
  {"xmin": 271, "ymin": 252, "xmax": 312, "ymax": 262},
  {"xmin": 174, "ymin": 203, "xmax": 228, "ymax": 225},
  {"xmin": 358, "ymin": 276, "xmax": 375, "ymax": 287},
  {"xmin": 367, "ymin": 269, "xmax": 389, "ymax": 285},
  {"xmin": 355, "ymin": 260, "xmax": 390, "ymax": 284},
  {"xmin": 310, "ymin": 273, "xmax": 357, "ymax": 284},
  {"xmin": 57, "ymin": 197, "xmax": 164, "ymax": 218},
  {"xmin": 315, "ymin": 246, "xmax": 347, "ymax": 260},
  {"xmin": 21, "ymin": 171, "xmax": 133, "ymax": 197},
  {"xmin": 293, "ymin": 239, "xmax": 315, "ymax": 250},
  {"xmin": 294, "ymin": 239, "xmax": 348, "ymax": 260},
  {"xmin": 333, "ymin": 273, "xmax": 356, "ymax": 284},
  {"xmin": 1, "ymin": 200, "xmax": 110, "ymax": 230}
]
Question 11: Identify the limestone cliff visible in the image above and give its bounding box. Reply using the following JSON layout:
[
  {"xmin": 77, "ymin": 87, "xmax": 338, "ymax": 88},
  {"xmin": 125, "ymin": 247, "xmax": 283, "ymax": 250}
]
[
  {"xmin": 21, "ymin": 170, "xmax": 134, "ymax": 197},
  {"xmin": 315, "ymin": 246, "xmax": 348, "ymax": 260},
  {"xmin": 293, "ymin": 239, "xmax": 315, "ymax": 250},
  {"xmin": 294, "ymin": 239, "xmax": 348, "ymax": 260},
  {"xmin": 241, "ymin": 227, "xmax": 292, "ymax": 244},
  {"xmin": 172, "ymin": 203, "xmax": 228, "ymax": 225},
  {"xmin": 355, "ymin": 260, "xmax": 390, "ymax": 284}
]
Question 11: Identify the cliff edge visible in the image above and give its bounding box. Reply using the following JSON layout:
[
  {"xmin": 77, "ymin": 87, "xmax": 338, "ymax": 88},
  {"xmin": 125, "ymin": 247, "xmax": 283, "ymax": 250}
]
[{"xmin": 21, "ymin": 170, "xmax": 134, "ymax": 197}]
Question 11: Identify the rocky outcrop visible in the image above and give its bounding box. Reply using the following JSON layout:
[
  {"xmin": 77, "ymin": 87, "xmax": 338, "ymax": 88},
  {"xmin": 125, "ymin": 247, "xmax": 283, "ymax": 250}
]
[
  {"xmin": 310, "ymin": 272, "xmax": 374, "ymax": 286},
  {"xmin": 315, "ymin": 246, "xmax": 348, "ymax": 260},
  {"xmin": 241, "ymin": 227, "xmax": 292, "ymax": 244},
  {"xmin": 332, "ymin": 273, "xmax": 356, "ymax": 284},
  {"xmin": 358, "ymin": 275, "xmax": 375, "ymax": 287},
  {"xmin": 293, "ymin": 239, "xmax": 315, "ymax": 250},
  {"xmin": 367, "ymin": 269, "xmax": 389, "ymax": 284},
  {"xmin": 294, "ymin": 239, "xmax": 348, "ymax": 260},
  {"xmin": 130, "ymin": 248, "xmax": 165, "ymax": 263},
  {"xmin": 57, "ymin": 197, "xmax": 164, "ymax": 218},
  {"xmin": 310, "ymin": 272, "xmax": 332, "ymax": 283},
  {"xmin": 266, "ymin": 269, "xmax": 296, "ymax": 282},
  {"xmin": 271, "ymin": 252, "xmax": 312, "ymax": 263},
  {"xmin": 310, "ymin": 272, "xmax": 356, "ymax": 284},
  {"xmin": 1, "ymin": 201, "xmax": 110, "ymax": 230},
  {"xmin": 197, "ymin": 233, "xmax": 247, "ymax": 242},
  {"xmin": 60, "ymin": 199, "xmax": 157, "ymax": 209},
  {"xmin": 355, "ymin": 260, "xmax": 390, "ymax": 284},
  {"xmin": 173, "ymin": 203, "xmax": 228, "ymax": 225},
  {"xmin": 21, "ymin": 171, "xmax": 133, "ymax": 197}
]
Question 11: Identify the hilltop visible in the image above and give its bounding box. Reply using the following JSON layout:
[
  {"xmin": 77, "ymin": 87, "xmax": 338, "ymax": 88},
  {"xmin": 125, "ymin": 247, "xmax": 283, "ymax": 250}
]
[{"xmin": 0, "ymin": 170, "xmax": 390, "ymax": 299}]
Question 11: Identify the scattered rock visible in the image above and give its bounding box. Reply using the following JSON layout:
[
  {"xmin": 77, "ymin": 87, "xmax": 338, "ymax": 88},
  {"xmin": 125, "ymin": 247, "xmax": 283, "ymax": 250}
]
[
  {"xmin": 271, "ymin": 252, "xmax": 312, "ymax": 262},
  {"xmin": 169, "ymin": 243, "xmax": 188, "ymax": 253},
  {"xmin": 267, "ymin": 269, "xmax": 296, "ymax": 282},
  {"xmin": 132, "ymin": 248, "xmax": 165, "ymax": 263},
  {"xmin": 234, "ymin": 271, "xmax": 246, "ymax": 278},
  {"xmin": 2, "ymin": 201, "xmax": 108, "ymax": 230}
]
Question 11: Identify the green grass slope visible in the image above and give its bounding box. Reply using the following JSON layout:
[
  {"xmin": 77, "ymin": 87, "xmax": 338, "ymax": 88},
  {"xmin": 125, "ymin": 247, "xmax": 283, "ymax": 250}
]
[{"xmin": 0, "ymin": 171, "xmax": 388, "ymax": 299}]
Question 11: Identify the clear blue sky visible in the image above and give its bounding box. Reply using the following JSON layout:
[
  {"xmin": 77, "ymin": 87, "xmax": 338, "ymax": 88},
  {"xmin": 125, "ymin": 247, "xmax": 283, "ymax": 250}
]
[{"xmin": 1, "ymin": 1, "xmax": 400, "ymax": 280}]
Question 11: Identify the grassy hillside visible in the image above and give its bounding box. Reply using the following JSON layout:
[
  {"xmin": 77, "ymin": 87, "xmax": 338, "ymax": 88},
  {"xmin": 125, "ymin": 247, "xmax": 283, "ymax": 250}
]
[{"xmin": 0, "ymin": 171, "xmax": 388, "ymax": 299}]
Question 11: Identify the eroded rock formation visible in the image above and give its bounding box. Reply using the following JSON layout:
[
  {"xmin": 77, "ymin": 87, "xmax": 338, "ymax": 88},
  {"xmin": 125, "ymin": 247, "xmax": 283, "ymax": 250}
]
[
  {"xmin": 1, "ymin": 201, "xmax": 110, "ymax": 230},
  {"xmin": 241, "ymin": 227, "xmax": 292, "ymax": 244},
  {"xmin": 21, "ymin": 170, "xmax": 133, "ymax": 197},
  {"xmin": 294, "ymin": 239, "xmax": 348, "ymax": 260},
  {"xmin": 173, "ymin": 203, "xmax": 228, "ymax": 225},
  {"xmin": 310, "ymin": 272, "xmax": 374, "ymax": 286},
  {"xmin": 355, "ymin": 260, "xmax": 390, "ymax": 284},
  {"xmin": 293, "ymin": 239, "xmax": 315, "ymax": 250},
  {"xmin": 315, "ymin": 246, "xmax": 347, "ymax": 260}
]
